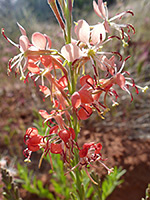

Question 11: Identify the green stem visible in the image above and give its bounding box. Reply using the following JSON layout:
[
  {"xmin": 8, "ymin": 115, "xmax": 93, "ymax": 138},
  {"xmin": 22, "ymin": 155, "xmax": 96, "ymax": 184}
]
[
  {"xmin": 60, "ymin": 1, "xmax": 85, "ymax": 199},
  {"xmin": 75, "ymin": 169, "xmax": 85, "ymax": 200},
  {"xmin": 69, "ymin": 64, "xmax": 76, "ymax": 95},
  {"xmin": 65, "ymin": 0, "xmax": 72, "ymax": 44}
]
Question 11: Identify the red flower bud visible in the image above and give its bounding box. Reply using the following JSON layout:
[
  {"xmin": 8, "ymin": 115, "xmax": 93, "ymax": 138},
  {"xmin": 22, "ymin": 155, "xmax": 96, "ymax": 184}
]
[
  {"xmin": 26, "ymin": 134, "xmax": 43, "ymax": 152},
  {"xmin": 50, "ymin": 143, "xmax": 63, "ymax": 154},
  {"xmin": 58, "ymin": 129, "xmax": 70, "ymax": 143}
]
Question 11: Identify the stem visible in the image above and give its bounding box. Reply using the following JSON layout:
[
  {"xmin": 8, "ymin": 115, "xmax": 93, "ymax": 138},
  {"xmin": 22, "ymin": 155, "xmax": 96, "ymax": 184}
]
[
  {"xmin": 74, "ymin": 168, "xmax": 85, "ymax": 200},
  {"xmin": 48, "ymin": 1, "xmax": 85, "ymax": 199},
  {"xmin": 69, "ymin": 64, "xmax": 76, "ymax": 95},
  {"xmin": 68, "ymin": 62, "xmax": 80, "ymax": 140},
  {"xmin": 65, "ymin": 0, "xmax": 72, "ymax": 44}
]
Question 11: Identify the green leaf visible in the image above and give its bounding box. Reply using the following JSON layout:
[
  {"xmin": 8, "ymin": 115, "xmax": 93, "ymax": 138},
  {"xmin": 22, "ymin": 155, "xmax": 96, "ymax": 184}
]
[{"xmin": 101, "ymin": 167, "xmax": 126, "ymax": 200}]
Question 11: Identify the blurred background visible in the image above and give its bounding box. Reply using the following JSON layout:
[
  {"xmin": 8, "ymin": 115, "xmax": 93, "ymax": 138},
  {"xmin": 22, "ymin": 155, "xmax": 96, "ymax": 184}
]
[{"xmin": 0, "ymin": 0, "xmax": 150, "ymax": 199}]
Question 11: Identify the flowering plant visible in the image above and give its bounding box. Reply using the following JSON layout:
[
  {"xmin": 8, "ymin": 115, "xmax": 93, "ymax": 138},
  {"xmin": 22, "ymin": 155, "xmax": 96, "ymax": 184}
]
[{"xmin": 2, "ymin": 0, "xmax": 148, "ymax": 198}]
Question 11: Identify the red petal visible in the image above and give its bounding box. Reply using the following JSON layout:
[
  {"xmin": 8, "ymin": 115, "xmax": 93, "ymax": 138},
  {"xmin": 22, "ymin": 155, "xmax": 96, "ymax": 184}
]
[
  {"xmin": 44, "ymin": 34, "xmax": 52, "ymax": 48},
  {"xmin": 75, "ymin": 19, "xmax": 90, "ymax": 43},
  {"xmin": 58, "ymin": 129, "xmax": 70, "ymax": 143},
  {"xmin": 61, "ymin": 43, "xmax": 84, "ymax": 62},
  {"xmin": 78, "ymin": 105, "xmax": 92, "ymax": 120},
  {"xmin": 115, "ymin": 73, "xmax": 125, "ymax": 89},
  {"xmin": 40, "ymin": 55, "xmax": 52, "ymax": 67},
  {"xmin": 95, "ymin": 143, "xmax": 102, "ymax": 154},
  {"xmin": 39, "ymin": 110, "xmax": 50, "ymax": 119},
  {"xmin": 39, "ymin": 85, "xmax": 50, "ymax": 96},
  {"xmin": 83, "ymin": 142, "xmax": 94, "ymax": 149},
  {"xmin": 19, "ymin": 35, "xmax": 29, "ymax": 52},
  {"xmin": 68, "ymin": 127, "xmax": 76, "ymax": 140},
  {"xmin": 80, "ymin": 75, "xmax": 94, "ymax": 87},
  {"xmin": 28, "ymin": 63, "xmax": 40, "ymax": 74},
  {"xmin": 79, "ymin": 89, "xmax": 93, "ymax": 104},
  {"xmin": 26, "ymin": 127, "xmax": 38, "ymax": 137},
  {"xmin": 91, "ymin": 23, "xmax": 106, "ymax": 45},
  {"xmin": 50, "ymin": 143, "xmax": 63, "ymax": 154},
  {"xmin": 17, "ymin": 22, "xmax": 27, "ymax": 35},
  {"xmin": 27, "ymin": 143, "xmax": 40, "ymax": 152},
  {"xmin": 58, "ymin": 76, "xmax": 68, "ymax": 88},
  {"xmin": 28, "ymin": 55, "xmax": 40, "ymax": 63},
  {"xmin": 71, "ymin": 92, "xmax": 81, "ymax": 109},
  {"xmin": 79, "ymin": 148, "xmax": 88, "ymax": 158},
  {"xmin": 32, "ymin": 32, "xmax": 46, "ymax": 50},
  {"xmin": 29, "ymin": 134, "xmax": 43, "ymax": 145},
  {"xmin": 49, "ymin": 125, "xmax": 59, "ymax": 135},
  {"xmin": 26, "ymin": 134, "xmax": 43, "ymax": 152}
]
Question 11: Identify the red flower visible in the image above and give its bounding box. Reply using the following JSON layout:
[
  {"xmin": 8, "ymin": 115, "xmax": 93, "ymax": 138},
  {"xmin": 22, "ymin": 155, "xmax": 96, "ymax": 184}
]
[
  {"xmin": 79, "ymin": 142, "xmax": 94, "ymax": 158},
  {"xmin": 24, "ymin": 128, "xmax": 43, "ymax": 152},
  {"xmin": 58, "ymin": 129, "xmax": 70, "ymax": 143},
  {"xmin": 50, "ymin": 143, "xmax": 63, "ymax": 154}
]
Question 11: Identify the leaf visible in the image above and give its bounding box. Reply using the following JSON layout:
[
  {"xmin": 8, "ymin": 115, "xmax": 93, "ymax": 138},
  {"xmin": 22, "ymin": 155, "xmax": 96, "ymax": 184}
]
[{"xmin": 101, "ymin": 167, "xmax": 126, "ymax": 200}]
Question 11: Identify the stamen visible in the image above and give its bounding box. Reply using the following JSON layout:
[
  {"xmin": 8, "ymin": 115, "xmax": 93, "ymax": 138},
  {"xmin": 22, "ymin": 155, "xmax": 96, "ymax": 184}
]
[
  {"xmin": 127, "ymin": 24, "xmax": 135, "ymax": 34},
  {"xmin": 120, "ymin": 28, "xmax": 124, "ymax": 40},
  {"xmin": 86, "ymin": 79, "xmax": 95, "ymax": 89},
  {"xmin": 126, "ymin": 10, "xmax": 134, "ymax": 16},
  {"xmin": 80, "ymin": 105, "xmax": 90, "ymax": 115},
  {"xmin": 1, "ymin": 28, "xmax": 19, "ymax": 48},
  {"xmin": 100, "ymin": 33, "xmax": 103, "ymax": 43},
  {"xmin": 65, "ymin": 162, "xmax": 80, "ymax": 175},
  {"xmin": 127, "ymin": 33, "xmax": 131, "ymax": 42},
  {"xmin": 112, "ymin": 102, "xmax": 119, "ymax": 107},
  {"xmin": 124, "ymin": 55, "xmax": 131, "ymax": 62},
  {"xmin": 108, "ymin": 35, "xmax": 121, "ymax": 40},
  {"xmin": 123, "ymin": 86, "xmax": 133, "ymax": 102},
  {"xmin": 31, "ymin": 76, "xmax": 37, "ymax": 86},
  {"xmin": 92, "ymin": 103, "xmax": 101, "ymax": 113},
  {"xmin": 98, "ymin": 160, "xmax": 114, "ymax": 175},
  {"xmin": 135, "ymin": 86, "xmax": 139, "ymax": 94},
  {"xmin": 92, "ymin": 63, "xmax": 98, "ymax": 77},
  {"xmin": 122, "ymin": 71, "xmax": 130, "ymax": 76},
  {"xmin": 8, "ymin": 59, "xmax": 12, "ymax": 74},
  {"xmin": 118, "ymin": 56, "xmax": 131, "ymax": 73},
  {"xmin": 24, "ymin": 149, "xmax": 32, "ymax": 162},
  {"xmin": 94, "ymin": 75, "xmax": 97, "ymax": 85},
  {"xmin": 98, "ymin": 101, "xmax": 107, "ymax": 109},
  {"xmin": 109, "ymin": 10, "xmax": 133, "ymax": 22},
  {"xmin": 112, "ymin": 52, "xmax": 122, "ymax": 61},
  {"xmin": 85, "ymin": 167, "xmax": 98, "ymax": 185},
  {"xmin": 38, "ymin": 152, "xmax": 45, "ymax": 168},
  {"xmin": 136, "ymin": 85, "xmax": 149, "ymax": 93}
]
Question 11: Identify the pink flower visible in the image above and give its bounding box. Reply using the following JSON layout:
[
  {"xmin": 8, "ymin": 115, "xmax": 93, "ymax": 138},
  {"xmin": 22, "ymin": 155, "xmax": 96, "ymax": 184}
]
[
  {"xmin": 61, "ymin": 19, "xmax": 120, "ymax": 80},
  {"xmin": 61, "ymin": 19, "xmax": 106, "ymax": 63},
  {"xmin": 93, "ymin": 0, "xmax": 135, "ymax": 41},
  {"xmin": 2, "ymin": 23, "xmax": 65, "ymax": 82}
]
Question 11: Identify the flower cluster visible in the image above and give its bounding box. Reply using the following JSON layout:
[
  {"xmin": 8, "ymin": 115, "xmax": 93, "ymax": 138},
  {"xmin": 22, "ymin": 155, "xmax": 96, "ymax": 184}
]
[{"xmin": 2, "ymin": 0, "xmax": 148, "ymax": 181}]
